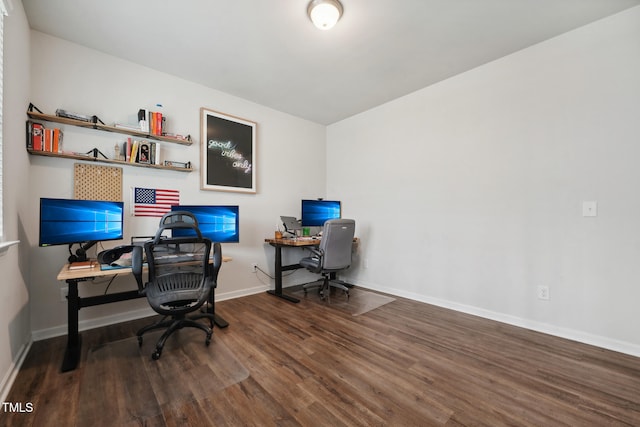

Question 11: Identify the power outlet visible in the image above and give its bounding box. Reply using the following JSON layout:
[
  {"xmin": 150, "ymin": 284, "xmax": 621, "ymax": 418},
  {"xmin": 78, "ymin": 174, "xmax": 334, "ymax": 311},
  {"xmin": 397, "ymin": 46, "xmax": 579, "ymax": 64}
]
[
  {"xmin": 537, "ymin": 285, "xmax": 550, "ymax": 301},
  {"xmin": 60, "ymin": 286, "xmax": 69, "ymax": 302}
]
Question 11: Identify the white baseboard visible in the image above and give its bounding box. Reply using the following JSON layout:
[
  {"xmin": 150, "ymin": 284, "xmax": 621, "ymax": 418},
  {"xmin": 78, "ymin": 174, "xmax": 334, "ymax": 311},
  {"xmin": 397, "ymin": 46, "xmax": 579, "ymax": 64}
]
[
  {"xmin": 0, "ymin": 337, "xmax": 32, "ymax": 403},
  {"xmin": 357, "ymin": 281, "xmax": 640, "ymax": 358},
  {"xmin": 31, "ymin": 307, "xmax": 156, "ymax": 341},
  {"xmin": 216, "ymin": 284, "xmax": 270, "ymax": 301},
  {"xmin": 30, "ymin": 286, "xmax": 271, "ymax": 342}
]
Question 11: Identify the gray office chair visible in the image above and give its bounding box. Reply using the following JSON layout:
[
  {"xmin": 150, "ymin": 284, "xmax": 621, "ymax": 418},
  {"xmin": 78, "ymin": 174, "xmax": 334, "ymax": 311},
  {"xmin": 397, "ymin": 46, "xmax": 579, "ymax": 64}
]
[
  {"xmin": 131, "ymin": 211, "xmax": 218, "ymax": 360},
  {"xmin": 300, "ymin": 219, "xmax": 355, "ymax": 299}
]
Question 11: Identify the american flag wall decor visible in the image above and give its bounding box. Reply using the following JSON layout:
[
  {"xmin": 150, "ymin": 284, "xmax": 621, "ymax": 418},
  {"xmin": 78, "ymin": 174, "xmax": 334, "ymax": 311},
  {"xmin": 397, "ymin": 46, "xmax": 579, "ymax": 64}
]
[{"xmin": 132, "ymin": 187, "xmax": 180, "ymax": 217}]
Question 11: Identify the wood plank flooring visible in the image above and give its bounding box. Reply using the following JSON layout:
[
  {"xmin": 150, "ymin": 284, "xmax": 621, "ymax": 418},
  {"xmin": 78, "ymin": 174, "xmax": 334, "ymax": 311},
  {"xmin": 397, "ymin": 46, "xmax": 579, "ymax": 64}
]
[{"xmin": 2, "ymin": 288, "xmax": 640, "ymax": 426}]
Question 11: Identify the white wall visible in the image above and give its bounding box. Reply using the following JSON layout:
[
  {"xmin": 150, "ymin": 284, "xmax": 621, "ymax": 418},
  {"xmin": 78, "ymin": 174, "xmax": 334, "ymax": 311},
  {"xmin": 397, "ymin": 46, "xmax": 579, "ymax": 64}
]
[
  {"xmin": 0, "ymin": 2, "xmax": 32, "ymax": 400},
  {"xmin": 27, "ymin": 32, "xmax": 327, "ymax": 337},
  {"xmin": 328, "ymin": 7, "xmax": 640, "ymax": 355}
]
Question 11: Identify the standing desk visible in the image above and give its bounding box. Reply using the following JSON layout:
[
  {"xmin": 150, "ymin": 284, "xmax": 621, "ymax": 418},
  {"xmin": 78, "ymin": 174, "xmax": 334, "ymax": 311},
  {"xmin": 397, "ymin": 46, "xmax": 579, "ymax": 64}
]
[
  {"xmin": 264, "ymin": 238, "xmax": 320, "ymax": 303},
  {"xmin": 264, "ymin": 237, "xmax": 358, "ymax": 303},
  {"xmin": 56, "ymin": 257, "xmax": 230, "ymax": 372}
]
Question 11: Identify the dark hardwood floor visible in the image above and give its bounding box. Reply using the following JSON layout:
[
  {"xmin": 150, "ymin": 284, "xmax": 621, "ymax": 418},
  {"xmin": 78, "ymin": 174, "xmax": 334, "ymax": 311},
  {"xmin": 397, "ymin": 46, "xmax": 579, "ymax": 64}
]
[{"xmin": 2, "ymin": 288, "xmax": 639, "ymax": 426}]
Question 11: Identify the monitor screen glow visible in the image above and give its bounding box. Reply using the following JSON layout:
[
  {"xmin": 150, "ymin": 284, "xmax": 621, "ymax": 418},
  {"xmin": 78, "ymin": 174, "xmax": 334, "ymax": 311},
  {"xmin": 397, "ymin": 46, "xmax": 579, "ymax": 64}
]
[
  {"xmin": 39, "ymin": 198, "xmax": 124, "ymax": 247},
  {"xmin": 301, "ymin": 199, "xmax": 341, "ymax": 227},
  {"xmin": 170, "ymin": 205, "xmax": 240, "ymax": 243}
]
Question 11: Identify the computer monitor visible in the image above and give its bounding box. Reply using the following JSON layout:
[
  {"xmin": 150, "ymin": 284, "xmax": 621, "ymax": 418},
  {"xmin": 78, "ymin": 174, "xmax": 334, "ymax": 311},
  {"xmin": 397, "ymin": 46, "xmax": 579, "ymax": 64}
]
[
  {"xmin": 300, "ymin": 199, "xmax": 341, "ymax": 227},
  {"xmin": 39, "ymin": 198, "xmax": 124, "ymax": 262},
  {"xmin": 170, "ymin": 205, "xmax": 240, "ymax": 243}
]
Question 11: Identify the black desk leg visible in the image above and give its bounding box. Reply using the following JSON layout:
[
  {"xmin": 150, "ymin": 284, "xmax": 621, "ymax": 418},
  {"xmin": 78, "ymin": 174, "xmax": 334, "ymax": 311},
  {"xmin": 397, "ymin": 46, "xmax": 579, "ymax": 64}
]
[
  {"xmin": 214, "ymin": 314, "xmax": 229, "ymax": 329},
  {"xmin": 61, "ymin": 279, "xmax": 81, "ymax": 372},
  {"xmin": 266, "ymin": 245, "xmax": 300, "ymax": 303},
  {"xmin": 206, "ymin": 287, "xmax": 229, "ymax": 328}
]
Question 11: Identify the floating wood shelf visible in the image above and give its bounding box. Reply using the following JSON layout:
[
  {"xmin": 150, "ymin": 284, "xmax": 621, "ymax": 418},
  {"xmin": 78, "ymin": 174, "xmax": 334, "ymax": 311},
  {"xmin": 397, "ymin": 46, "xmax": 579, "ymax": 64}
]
[
  {"xmin": 26, "ymin": 109, "xmax": 193, "ymax": 173},
  {"xmin": 27, "ymin": 149, "xmax": 192, "ymax": 172},
  {"xmin": 27, "ymin": 111, "xmax": 193, "ymax": 146}
]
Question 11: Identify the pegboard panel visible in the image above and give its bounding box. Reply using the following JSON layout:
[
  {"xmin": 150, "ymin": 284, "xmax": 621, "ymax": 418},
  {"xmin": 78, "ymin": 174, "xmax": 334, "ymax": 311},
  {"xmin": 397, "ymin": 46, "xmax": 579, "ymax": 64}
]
[{"xmin": 74, "ymin": 163, "xmax": 123, "ymax": 201}]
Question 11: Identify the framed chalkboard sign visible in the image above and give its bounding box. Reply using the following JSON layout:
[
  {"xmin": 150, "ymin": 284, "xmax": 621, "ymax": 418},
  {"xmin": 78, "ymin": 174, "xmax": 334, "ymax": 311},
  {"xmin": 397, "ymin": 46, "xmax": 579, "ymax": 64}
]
[{"xmin": 200, "ymin": 108, "xmax": 257, "ymax": 193}]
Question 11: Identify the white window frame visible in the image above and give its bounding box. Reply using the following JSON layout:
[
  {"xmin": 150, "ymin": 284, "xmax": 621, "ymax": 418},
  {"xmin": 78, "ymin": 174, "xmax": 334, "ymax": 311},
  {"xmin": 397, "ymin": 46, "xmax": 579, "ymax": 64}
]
[
  {"xmin": 0, "ymin": 0, "xmax": 18, "ymax": 251},
  {"xmin": 0, "ymin": 1, "xmax": 7, "ymax": 240}
]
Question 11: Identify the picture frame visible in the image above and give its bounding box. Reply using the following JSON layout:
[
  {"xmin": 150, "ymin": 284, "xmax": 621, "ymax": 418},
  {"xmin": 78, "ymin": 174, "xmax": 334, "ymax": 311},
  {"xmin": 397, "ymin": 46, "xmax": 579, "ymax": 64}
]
[{"xmin": 200, "ymin": 107, "xmax": 257, "ymax": 193}]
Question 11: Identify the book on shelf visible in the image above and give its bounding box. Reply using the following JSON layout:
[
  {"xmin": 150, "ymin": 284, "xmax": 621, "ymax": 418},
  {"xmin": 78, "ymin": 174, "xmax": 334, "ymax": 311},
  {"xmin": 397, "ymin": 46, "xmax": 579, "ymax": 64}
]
[
  {"xmin": 44, "ymin": 128, "xmax": 52, "ymax": 152},
  {"xmin": 52, "ymin": 128, "xmax": 63, "ymax": 153},
  {"xmin": 27, "ymin": 122, "xmax": 44, "ymax": 151},
  {"xmin": 25, "ymin": 122, "xmax": 31, "ymax": 150},
  {"xmin": 129, "ymin": 140, "xmax": 139, "ymax": 163},
  {"xmin": 125, "ymin": 137, "xmax": 132, "ymax": 162},
  {"xmin": 119, "ymin": 139, "xmax": 160, "ymax": 165},
  {"xmin": 138, "ymin": 108, "xmax": 165, "ymax": 136},
  {"xmin": 150, "ymin": 141, "xmax": 160, "ymax": 165},
  {"xmin": 153, "ymin": 112, "xmax": 163, "ymax": 136},
  {"xmin": 27, "ymin": 121, "xmax": 64, "ymax": 153}
]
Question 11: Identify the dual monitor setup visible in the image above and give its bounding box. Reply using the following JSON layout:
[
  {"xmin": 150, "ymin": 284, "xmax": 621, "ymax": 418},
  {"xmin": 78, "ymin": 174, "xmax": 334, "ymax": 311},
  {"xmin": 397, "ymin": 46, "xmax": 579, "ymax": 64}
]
[
  {"xmin": 39, "ymin": 197, "xmax": 339, "ymax": 263},
  {"xmin": 38, "ymin": 197, "xmax": 240, "ymax": 263},
  {"xmin": 281, "ymin": 199, "xmax": 342, "ymax": 236}
]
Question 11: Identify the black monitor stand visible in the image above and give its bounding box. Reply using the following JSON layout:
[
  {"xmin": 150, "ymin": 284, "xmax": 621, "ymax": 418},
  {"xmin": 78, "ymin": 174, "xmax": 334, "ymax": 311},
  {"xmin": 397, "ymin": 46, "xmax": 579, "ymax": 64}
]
[{"xmin": 68, "ymin": 241, "xmax": 97, "ymax": 263}]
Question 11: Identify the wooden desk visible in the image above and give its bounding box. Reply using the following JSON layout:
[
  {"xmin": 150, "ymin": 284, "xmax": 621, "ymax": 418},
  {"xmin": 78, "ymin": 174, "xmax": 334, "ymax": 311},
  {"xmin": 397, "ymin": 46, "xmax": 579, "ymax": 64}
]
[
  {"xmin": 56, "ymin": 257, "xmax": 231, "ymax": 372},
  {"xmin": 264, "ymin": 237, "xmax": 357, "ymax": 303},
  {"xmin": 263, "ymin": 237, "xmax": 322, "ymax": 247}
]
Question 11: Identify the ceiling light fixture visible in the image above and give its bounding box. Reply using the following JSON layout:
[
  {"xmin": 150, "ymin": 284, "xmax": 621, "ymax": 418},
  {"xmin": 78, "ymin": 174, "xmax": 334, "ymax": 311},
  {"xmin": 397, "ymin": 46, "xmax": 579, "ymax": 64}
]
[{"xmin": 307, "ymin": 0, "xmax": 343, "ymax": 30}]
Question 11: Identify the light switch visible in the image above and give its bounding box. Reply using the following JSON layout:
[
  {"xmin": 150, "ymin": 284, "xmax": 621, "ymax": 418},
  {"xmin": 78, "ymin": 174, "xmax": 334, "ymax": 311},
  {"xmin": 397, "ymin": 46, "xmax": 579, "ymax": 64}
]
[{"xmin": 582, "ymin": 201, "xmax": 597, "ymax": 217}]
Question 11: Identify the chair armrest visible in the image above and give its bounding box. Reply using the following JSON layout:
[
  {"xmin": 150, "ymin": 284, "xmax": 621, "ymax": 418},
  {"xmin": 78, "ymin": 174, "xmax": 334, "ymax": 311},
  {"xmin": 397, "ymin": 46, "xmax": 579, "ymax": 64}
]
[
  {"xmin": 131, "ymin": 245, "xmax": 144, "ymax": 293},
  {"xmin": 305, "ymin": 247, "xmax": 323, "ymax": 258}
]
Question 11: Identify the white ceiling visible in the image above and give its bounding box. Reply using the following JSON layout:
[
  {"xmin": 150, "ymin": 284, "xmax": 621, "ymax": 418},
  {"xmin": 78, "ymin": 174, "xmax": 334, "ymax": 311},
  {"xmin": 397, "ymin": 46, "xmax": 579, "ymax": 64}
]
[{"xmin": 22, "ymin": 0, "xmax": 640, "ymax": 125}]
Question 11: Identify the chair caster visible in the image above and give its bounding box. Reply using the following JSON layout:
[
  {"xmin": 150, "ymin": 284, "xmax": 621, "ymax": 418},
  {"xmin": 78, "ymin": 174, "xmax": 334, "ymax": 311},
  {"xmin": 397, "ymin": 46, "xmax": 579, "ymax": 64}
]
[
  {"xmin": 151, "ymin": 349, "xmax": 162, "ymax": 360},
  {"xmin": 205, "ymin": 334, "xmax": 212, "ymax": 346},
  {"xmin": 137, "ymin": 336, "xmax": 143, "ymax": 347}
]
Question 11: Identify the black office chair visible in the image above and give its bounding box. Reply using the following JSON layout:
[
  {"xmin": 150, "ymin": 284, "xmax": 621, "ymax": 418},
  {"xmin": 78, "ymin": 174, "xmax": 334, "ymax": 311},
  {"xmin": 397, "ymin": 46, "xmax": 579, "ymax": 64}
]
[
  {"xmin": 300, "ymin": 219, "xmax": 356, "ymax": 299},
  {"xmin": 131, "ymin": 211, "xmax": 219, "ymax": 360}
]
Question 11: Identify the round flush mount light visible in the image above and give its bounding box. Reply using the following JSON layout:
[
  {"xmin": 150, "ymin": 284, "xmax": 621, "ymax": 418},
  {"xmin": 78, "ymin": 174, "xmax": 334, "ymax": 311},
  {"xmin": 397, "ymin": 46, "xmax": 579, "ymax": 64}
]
[{"xmin": 307, "ymin": 0, "xmax": 344, "ymax": 30}]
